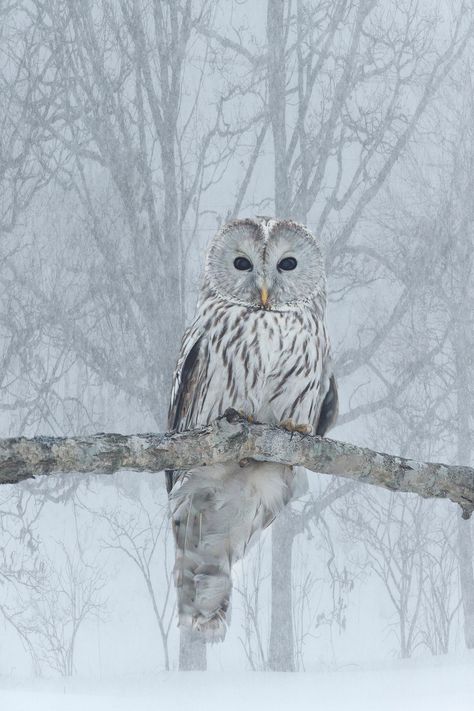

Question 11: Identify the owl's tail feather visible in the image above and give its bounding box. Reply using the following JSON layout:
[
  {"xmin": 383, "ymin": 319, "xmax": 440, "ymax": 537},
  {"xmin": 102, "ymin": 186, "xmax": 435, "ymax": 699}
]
[
  {"xmin": 172, "ymin": 487, "xmax": 233, "ymax": 642},
  {"xmin": 175, "ymin": 556, "xmax": 232, "ymax": 642},
  {"xmin": 170, "ymin": 463, "xmax": 300, "ymax": 642}
]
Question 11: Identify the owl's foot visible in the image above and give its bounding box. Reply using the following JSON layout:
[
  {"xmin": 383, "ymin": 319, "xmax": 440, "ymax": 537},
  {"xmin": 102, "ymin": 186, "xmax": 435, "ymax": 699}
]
[{"xmin": 279, "ymin": 418, "xmax": 313, "ymax": 435}]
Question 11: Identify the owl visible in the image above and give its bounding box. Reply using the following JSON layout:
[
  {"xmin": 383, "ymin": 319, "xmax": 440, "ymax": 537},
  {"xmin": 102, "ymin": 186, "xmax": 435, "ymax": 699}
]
[{"xmin": 167, "ymin": 217, "xmax": 337, "ymax": 641}]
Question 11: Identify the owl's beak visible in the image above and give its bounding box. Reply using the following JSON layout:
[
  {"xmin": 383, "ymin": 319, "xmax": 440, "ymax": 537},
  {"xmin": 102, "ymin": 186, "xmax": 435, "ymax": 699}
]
[{"xmin": 260, "ymin": 284, "xmax": 269, "ymax": 308}]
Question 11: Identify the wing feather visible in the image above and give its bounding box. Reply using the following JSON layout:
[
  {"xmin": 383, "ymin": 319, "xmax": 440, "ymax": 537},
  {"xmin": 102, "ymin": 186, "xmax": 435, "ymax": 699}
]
[
  {"xmin": 315, "ymin": 374, "xmax": 338, "ymax": 436},
  {"xmin": 166, "ymin": 322, "xmax": 206, "ymax": 493}
]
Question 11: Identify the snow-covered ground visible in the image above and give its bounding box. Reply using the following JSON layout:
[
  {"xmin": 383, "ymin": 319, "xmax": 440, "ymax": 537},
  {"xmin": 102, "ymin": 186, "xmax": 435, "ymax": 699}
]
[{"xmin": 2, "ymin": 654, "xmax": 474, "ymax": 711}]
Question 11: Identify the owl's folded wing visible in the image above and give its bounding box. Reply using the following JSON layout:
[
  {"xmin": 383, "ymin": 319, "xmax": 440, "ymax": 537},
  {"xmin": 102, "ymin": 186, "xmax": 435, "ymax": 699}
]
[
  {"xmin": 166, "ymin": 321, "xmax": 207, "ymax": 493},
  {"xmin": 315, "ymin": 373, "xmax": 338, "ymax": 436}
]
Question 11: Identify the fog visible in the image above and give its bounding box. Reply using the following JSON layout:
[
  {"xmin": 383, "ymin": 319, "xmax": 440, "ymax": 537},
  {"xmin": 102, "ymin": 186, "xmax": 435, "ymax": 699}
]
[{"xmin": 0, "ymin": 0, "xmax": 473, "ymax": 706}]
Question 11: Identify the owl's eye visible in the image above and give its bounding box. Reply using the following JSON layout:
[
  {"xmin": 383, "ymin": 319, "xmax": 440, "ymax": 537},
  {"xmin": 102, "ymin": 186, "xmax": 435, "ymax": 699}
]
[
  {"xmin": 234, "ymin": 256, "xmax": 253, "ymax": 271},
  {"xmin": 278, "ymin": 257, "xmax": 297, "ymax": 271}
]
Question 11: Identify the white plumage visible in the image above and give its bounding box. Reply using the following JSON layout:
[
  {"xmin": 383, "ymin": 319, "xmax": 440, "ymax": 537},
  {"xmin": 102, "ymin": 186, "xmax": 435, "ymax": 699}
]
[{"xmin": 167, "ymin": 217, "xmax": 337, "ymax": 640}]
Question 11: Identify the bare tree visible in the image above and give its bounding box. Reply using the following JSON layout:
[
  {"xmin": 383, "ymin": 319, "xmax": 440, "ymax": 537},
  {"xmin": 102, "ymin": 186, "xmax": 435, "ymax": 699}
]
[
  {"xmin": 419, "ymin": 514, "xmax": 461, "ymax": 656},
  {"xmin": 235, "ymin": 540, "xmax": 270, "ymax": 671},
  {"xmin": 340, "ymin": 491, "xmax": 430, "ymax": 658},
  {"xmin": 0, "ymin": 486, "xmax": 46, "ymax": 675},
  {"xmin": 29, "ymin": 543, "xmax": 106, "ymax": 677},
  {"xmin": 0, "ymin": 3, "xmax": 60, "ymax": 235},
  {"xmin": 369, "ymin": 62, "xmax": 474, "ymax": 649},
  {"xmin": 258, "ymin": 0, "xmax": 473, "ymax": 670},
  {"xmin": 78, "ymin": 479, "xmax": 176, "ymax": 670}
]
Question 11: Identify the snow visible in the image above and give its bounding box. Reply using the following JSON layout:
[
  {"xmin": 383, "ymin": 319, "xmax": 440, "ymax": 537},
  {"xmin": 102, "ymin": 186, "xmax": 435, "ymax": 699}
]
[{"xmin": 2, "ymin": 656, "xmax": 474, "ymax": 711}]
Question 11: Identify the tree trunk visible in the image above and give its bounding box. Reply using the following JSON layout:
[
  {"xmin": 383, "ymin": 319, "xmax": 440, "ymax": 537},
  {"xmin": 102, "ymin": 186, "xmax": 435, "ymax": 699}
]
[
  {"xmin": 266, "ymin": 0, "xmax": 295, "ymax": 670},
  {"xmin": 267, "ymin": 0, "xmax": 290, "ymax": 217},
  {"xmin": 458, "ymin": 517, "xmax": 474, "ymax": 648},
  {"xmin": 179, "ymin": 630, "xmax": 207, "ymax": 671},
  {"xmin": 268, "ymin": 508, "xmax": 295, "ymax": 671}
]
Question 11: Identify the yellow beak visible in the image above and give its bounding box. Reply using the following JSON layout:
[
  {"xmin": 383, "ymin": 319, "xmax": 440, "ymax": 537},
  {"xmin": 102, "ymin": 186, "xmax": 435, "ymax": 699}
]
[{"xmin": 260, "ymin": 284, "xmax": 269, "ymax": 307}]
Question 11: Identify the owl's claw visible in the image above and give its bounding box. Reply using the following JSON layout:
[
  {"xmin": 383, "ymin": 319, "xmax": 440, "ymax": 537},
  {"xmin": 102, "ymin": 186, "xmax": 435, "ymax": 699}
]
[
  {"xmin": 279, "ymin": 418, "xmax": 313, "ymax": 435},
  {"xmin": 237, "ymin": 410, "xmax": 254, "ymax": 423}
]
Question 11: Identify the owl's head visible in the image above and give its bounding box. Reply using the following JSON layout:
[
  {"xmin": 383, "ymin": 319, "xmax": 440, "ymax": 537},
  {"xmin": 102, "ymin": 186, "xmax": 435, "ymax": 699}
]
[{"xmin": 205, "ymin": 218, "xmax": 326, "ymax": 311}]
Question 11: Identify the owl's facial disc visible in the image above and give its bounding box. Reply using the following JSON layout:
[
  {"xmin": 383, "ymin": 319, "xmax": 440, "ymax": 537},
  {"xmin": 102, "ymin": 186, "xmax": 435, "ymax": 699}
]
[{"xmin": 206, "ymin": 219, "xmax": 326, "ymax": 310}]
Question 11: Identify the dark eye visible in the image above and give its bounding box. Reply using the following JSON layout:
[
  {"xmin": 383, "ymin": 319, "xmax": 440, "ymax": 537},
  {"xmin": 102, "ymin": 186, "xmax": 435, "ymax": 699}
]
[
  {"xmin": 233, "ymin": 256, "xmax": 253, "ymax": 271},
  {"xmin": 278, "ymin": 257, "xmax": 297, "ymax": 271}
]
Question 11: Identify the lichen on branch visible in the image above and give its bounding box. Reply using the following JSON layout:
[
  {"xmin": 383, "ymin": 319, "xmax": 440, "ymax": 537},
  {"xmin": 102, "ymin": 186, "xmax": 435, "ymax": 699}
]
[{"xmin": 0, "ymin": 410, "xmax": 473, "ymax": 518}]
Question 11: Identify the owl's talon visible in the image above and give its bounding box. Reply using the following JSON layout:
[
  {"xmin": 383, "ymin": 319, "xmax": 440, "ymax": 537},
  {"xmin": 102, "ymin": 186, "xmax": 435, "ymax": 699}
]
[
  {"xmin": 238, "ymin": 410, "xmax": 254, "ymax": 423},
  {"xmin": 295, "ymin": 423, "xmax": 313, "ymax": 434},
  {"xmin": 279, "ymin": 419, "xmax": 313, "ymax": 435}
]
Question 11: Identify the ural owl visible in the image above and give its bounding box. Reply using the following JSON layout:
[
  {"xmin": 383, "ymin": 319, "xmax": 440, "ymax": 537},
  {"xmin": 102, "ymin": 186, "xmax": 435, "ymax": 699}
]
[{"xmin": 167, "ymin": 217, "xmax": 337, "ymax": 641}]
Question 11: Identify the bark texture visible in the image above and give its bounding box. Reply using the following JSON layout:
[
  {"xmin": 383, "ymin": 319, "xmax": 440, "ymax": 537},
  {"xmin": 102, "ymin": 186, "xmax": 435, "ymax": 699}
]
[{"xmin": 1, "ymin": 410, "xmax": 474, "ymax": 519}]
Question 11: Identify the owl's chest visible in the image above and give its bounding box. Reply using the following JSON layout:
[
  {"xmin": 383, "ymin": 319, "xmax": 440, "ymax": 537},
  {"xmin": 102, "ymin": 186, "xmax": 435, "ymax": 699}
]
[
  {"xmin": 205, "ymin": 306, "xmax": 320, "ymax": 423},
  {"xmin": 220, "ymin": 308, "xmax": 297, "ymax": 371}
]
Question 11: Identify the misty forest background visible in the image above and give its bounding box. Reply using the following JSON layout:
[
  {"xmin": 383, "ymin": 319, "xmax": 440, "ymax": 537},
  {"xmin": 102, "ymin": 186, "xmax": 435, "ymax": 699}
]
[{"xmin": 1, "ymin": 0, "xmax": 474, "ymax": 675}]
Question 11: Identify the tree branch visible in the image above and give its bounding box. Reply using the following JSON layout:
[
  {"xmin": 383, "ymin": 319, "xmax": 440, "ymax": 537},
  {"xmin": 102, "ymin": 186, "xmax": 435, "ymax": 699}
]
[{"xmin": 1, "ymin": 410, "xmax": 473, "ymax": 519}]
